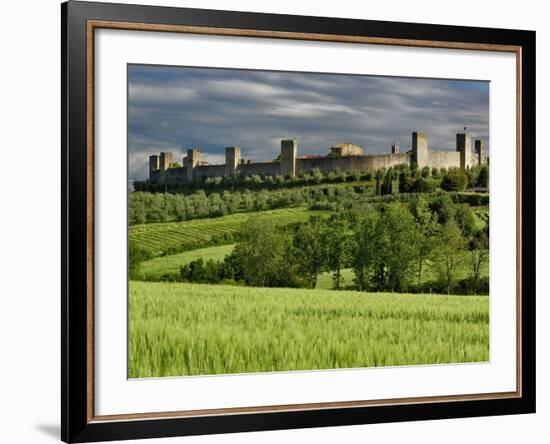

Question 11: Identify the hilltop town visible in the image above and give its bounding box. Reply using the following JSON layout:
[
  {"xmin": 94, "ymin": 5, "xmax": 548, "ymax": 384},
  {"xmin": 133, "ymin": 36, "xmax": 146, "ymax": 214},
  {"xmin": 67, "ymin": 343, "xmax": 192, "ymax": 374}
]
[{"xmin": 148, "ymin": 131, "xmax": 487, "ymax": 183}]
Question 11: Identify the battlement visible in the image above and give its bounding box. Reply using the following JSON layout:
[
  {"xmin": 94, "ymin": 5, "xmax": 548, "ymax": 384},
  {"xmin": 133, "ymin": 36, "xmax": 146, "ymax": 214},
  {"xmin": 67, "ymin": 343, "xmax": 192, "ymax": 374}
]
[{"xmin": 148, "ymin": 131, "xmax": 487, "ymax": 183}]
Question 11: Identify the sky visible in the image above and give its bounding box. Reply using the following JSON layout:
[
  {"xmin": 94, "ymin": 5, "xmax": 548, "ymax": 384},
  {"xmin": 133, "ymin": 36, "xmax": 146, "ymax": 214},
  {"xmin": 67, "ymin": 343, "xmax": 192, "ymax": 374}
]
[{"xmin": 128, "ymin": 64, "xmax": 489, "ymax": 180}]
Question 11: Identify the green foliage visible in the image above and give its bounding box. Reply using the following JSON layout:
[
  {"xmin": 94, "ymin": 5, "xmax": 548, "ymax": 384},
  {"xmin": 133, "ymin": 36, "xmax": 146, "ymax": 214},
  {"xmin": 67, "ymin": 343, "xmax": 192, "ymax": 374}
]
[
  {"xmin": 129, "ymin": 281, "xmax": 489, "ymax": 377},
  {"xmin": 455, "ymin": 204, "xmax": 477, "ymax": 237},
  {"xmin": 323, "ymin": 217, "xmax": 353, "ymax": 289},
  {"xmin": 441, "ymin": 168, "xmax": 468, "ymax": 191},
  {"xmin": 135, "ymin": 163, "xmax": 375, "ymax": 194},
  {"xmin": 381, "ymin": 168, "xmax": 395, "ymax": 195},
  {"xmin": 433, "ymin": 219, "xmax": 467, "ymax": 294},
  {"xmin": 227, "ymin": 217, "xmax": 298, "ymax": 288},
  {"xmin": 410, "ymin": 196, "xmax": 440, "ymax": 285},
  {"xmin": 352, "ymin": 209, "xmax": 380, "ymax": 291},
  {"xmin": 411, "ymin": 176, "xmax": 436, "ymax": 193},
  {"xmin": 128, "ymin": 241, "xmax": 154, "ymax": 280},
  {"xmin": 131, "ymin": 165, "xmax": 488, "ymax": 226},
  {"xmin": 129, "ymin": 183, "xmax": 367, "ymax": 225},
  {"xmin": 428, "ymin": 192, "xmax": 457, "ymax": 224},
  {"xmin": 398, "ymin": 167, "xmax": 436, "ymax": 194},
  {"xmin": 292, "ymin": 216, "xmax": 328, "ymax": 288},
  {"xmin": 179, "ymin": 257, "xmax": 235, "ymax": 284},
  {"xmin": 477, "ymin": 165, "xmax": 489, "ymax": 187},
  {"xmin": 375, "ymin": 169, "xmax": 384, "ymax": 196},
  {"xmin": 131, "ymin": 191, "xmax": 489, "ymax": 296},
  {"xmin": 139, "ymin": 244, "xmax": 235, "ymax": 281},
  {"xmin": 352, "ymin": 204, "xmax": 420, "ymax": 292},
  {"xmin": 129, "ymin": 207, "xmax": 327, "ymax": 258},
  {"xmin": 452, "ymin": 192, "xmax": 489, "ymax": 206},
  {"xmin": 364, "ymin": 203, "xmax": 420, "ymax": 291},
  {"xmin": 469, "ymin": 229, "xmax": 489, "ymax": 294}
]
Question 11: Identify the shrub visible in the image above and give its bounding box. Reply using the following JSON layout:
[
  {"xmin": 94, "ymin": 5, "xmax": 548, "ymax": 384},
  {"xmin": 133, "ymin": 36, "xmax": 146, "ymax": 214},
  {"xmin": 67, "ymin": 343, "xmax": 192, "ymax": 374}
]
[
  {"xmin": 411, "ymin": 177, "xmax": 436, "ymax": 193},
  {"xmin": 452, "ymin": 192, "xmax": 489, "ymax": 206},
  {"xmin": 441, "ymin": 169, "xmax": 468, "ymax": 192},
  {"xmin": 477, "ymin": 166, "xmax": 489, "ymax": 187}
]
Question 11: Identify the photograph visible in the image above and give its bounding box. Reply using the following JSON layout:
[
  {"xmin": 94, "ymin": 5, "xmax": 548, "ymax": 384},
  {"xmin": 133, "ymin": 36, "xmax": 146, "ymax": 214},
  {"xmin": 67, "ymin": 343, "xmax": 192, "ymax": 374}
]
[
  {"xmin": 127, "ymin": 64, "xmax": 491, "ymax": 379},
  {"xmin": 56, "ymin": 1, "xmax": 537, "ymax": 441}
]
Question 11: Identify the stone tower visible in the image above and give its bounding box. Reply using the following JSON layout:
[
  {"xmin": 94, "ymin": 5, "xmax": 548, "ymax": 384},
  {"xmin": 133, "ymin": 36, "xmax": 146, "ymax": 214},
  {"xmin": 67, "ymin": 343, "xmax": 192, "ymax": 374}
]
[
  {"xmin": 475, "ymin": 139, "xmax": 485, "ymax": 165},
  {"xmin": 149, "ymin": 154, "xmax": 159, "ymax": 180},
  {"xmin": 158, "ymin": 152, "xmax": 173, "ymax": 181},
  {"xmin": 187, "ymin": 149, "xmax": 201, "ymax": 181},
  {"xmin": 411, "ymin": 132, "xmax": 429, "ymax": 168},
  {"xmin": 280, "ymin": 139, "xmax": 297, "ymax": 177},
  {"xmin": 225, "ymin": 146, "xmax": 241, "ymax": 176},
  {"xmin": 159, "ymin": 152, "xmax": 173, "ymax": 171},
  {"xmin": 391, "ymin": 141, "xmax": 399, "ymax": 154},
  {"xmin": 456, "ymin": 133, "xmax": 473, "ymax": 169}
]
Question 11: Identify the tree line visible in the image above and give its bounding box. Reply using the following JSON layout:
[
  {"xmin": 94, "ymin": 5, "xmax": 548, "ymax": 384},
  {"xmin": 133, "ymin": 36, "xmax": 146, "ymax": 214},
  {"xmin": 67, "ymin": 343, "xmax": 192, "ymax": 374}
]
[
  {"xmin": 130, "ymin": 164, "xmax": 489, "ymax": 225},
  {"xmin": 129, "ymin": 187, "xmax": 355, "ymax": 225},
  {"xmin": 178, "ymin": 195, "xmax": 489, "ymax": 295},
  {"xmin": 134, "ymin": 164, "xmax": 489, "ymax": 195}
]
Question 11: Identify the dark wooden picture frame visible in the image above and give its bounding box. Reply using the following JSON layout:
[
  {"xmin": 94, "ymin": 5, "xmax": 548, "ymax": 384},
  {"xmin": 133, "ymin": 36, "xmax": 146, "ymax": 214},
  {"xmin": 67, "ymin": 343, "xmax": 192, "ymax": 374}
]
[{"xmin": 61, "ymin": 1, "xmax": 536, "ymax": 442}]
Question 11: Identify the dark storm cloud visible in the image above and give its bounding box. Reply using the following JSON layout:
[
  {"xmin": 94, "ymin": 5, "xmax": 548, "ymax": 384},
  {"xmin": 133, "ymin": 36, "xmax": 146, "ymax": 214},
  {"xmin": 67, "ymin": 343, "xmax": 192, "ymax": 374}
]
[{"xmin": 128, "ymin": 64, "xmax": 489, "ymax": 179}]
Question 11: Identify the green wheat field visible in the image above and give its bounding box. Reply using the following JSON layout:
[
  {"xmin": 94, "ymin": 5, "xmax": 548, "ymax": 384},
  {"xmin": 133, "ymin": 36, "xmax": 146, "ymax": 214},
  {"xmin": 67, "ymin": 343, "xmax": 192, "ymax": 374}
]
[{"xmin": 129, "ymin": 281, "xmax": 489, "ymax": 378}]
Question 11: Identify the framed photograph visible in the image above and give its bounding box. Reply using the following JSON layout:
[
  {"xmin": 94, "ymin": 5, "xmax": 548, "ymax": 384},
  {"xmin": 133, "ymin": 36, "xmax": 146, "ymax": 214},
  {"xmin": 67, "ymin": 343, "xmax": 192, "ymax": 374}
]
[{"xmin": 61, "ymin": 1, "xmax": 535, "ymax": 442}]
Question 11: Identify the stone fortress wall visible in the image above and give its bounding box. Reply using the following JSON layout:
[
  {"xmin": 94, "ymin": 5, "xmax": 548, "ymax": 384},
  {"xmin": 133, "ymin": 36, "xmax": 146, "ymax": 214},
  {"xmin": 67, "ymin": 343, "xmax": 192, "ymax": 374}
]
[{"xmin": 148, "ymin": 131, "xmax": 487, "ymax": 183}]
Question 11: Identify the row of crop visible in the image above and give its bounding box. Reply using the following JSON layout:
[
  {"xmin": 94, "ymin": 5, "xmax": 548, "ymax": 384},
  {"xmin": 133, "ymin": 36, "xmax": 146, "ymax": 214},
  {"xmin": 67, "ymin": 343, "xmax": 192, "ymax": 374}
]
[
  {"xmin": 129, "ymin": 281, "xmax": 489, "ymax": 378},
  {"xmin": 129, "ymin": 207, "xmax": 325, "ymax": 258}
]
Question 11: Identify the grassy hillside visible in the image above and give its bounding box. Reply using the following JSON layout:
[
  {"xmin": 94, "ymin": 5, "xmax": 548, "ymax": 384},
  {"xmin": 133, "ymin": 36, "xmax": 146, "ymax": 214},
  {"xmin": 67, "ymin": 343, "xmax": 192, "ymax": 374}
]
[
  {"xmin": 130, "ymin": 207, "xmax": 327, "ymax": 257},
  {"xmin": 138, "ymin": 244, "xmax": 236, "ymax": 281},
  {"xmin": 129, "ymin": 281, "xmax": 489, "ymax": 378}
]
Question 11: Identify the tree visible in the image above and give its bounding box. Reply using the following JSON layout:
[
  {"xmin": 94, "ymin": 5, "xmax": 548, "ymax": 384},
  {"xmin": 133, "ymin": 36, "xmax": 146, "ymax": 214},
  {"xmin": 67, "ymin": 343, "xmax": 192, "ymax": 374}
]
[
  {"xmin": 228, "ymin": 217, "xmax": 291, "ymax": 287},
  {"xmin": 466, "ymin": 166, "xmax": 479, "ymax": 188},
  {"xmin": 469, "ymin": 229, "xmax": 489, "ymax": 294},
  {"xmin": 274, "ymin": 175, "xmax": 285, "ymax": 186},
  {"xmin": 375, "ymin": 169, "xmax": 384, "ymax": 196},
  {"xmin": 352, "ymin": 204, "xmax": 419, "ymax": 292},
  {"xmin": 399, "ymin": 169, "xmax": 413, "ymax": 193},
  {"xmin": 429, "ymin": 192, "xmax": 456, "ymax": 224},
  {"xmin": 454, "ymin": 204, "xmax": 476, "ymax": 237},
  {"xmin": 350, "ymin": 170, "xmax": 362, "ymax": 182},
  {"xmin": 180, "ymin": 258, "xmax": 207, "ymax": 283},
  {"xmin": 377, "ymin": 204, "xmax": 420, "ymax": 291},
  {"xmin": 253, "ymin": 190, "xmax": 269, "ymax": 211},
  {"xmin": 323, "ymin": 218, "xmax": 352, "ymax": 289},
  {"xmin": 311, "ymin": 168, "xmax": 324, "ymax": 184},
  {"xmin": 381, "ymin": 168, "xmax": 394, "ymax": 195},
  {"xmin": 477, "ymin": 165, "xmax": 489, "ymax": 187},
  {"xmin": 128, "ymin": 241, "xmax": 152, "ymax": 280},
  {"xmin": 352, "ymin": 210, "xmax": 379, "ymax": 291},
  {"xmin": 421, "ymin": 166, "xmax": 431, "ymax": 178},
  {"xmin": 440, "ymin": 169, "xmax": 468, "ymax": 191},
  {"xmin": 433, "ymin": 219, "xmax": 467, "ymax": 294},
  {"xmin": 411, "ymin": 176, "xmax": 435, "ymax": 193},
  {"xmin": 251, "ymin": 175, "xmax": 263, "ymax": 187},
  {"xmin": 410, "ymin": 197, "xmax": 439, "ymax": 285},
  {"xmin": 293, "ymin": 216, "xmax": 328, "ymax": 288},
  {"xmin": 410, "ymin": 162, "xmax": 419, "ymax": 178}
]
